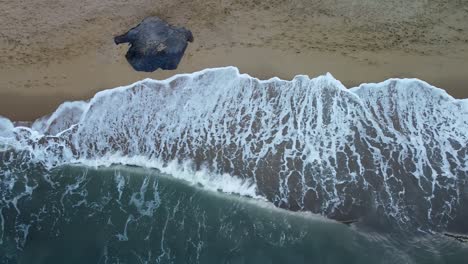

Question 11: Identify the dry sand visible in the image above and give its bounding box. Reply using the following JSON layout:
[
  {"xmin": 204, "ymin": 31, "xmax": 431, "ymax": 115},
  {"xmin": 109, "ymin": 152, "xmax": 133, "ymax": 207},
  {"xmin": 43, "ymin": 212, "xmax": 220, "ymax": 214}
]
[{"xmin": 1, "ymin": 0, "xmax": 467, "ymax": 120}]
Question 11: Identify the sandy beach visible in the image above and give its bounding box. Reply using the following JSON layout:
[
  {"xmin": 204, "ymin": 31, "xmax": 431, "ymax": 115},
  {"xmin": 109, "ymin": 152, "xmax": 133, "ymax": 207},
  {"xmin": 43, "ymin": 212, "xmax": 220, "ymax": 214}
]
[{"xmin": 1, "ymin": 0, "xmax": 467, "ymax": 120}]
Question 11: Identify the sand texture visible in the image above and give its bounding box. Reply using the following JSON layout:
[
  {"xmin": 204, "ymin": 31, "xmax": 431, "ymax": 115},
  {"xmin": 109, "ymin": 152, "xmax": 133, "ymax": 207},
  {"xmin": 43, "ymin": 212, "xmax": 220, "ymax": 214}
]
[{"xmin": 1, "ymin": 0, "xmax": 467, "ymax": 120}]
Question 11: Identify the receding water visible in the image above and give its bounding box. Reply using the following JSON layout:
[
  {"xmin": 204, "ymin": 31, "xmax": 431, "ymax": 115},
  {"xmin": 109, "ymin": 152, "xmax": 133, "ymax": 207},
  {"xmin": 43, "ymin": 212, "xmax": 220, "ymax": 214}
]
[
  {"xmin": 1, "ymin": 163, "xmax": 467, "ymax": 264},
  {"xmin": 1, "ymin": 67, "xmax": 468, "ymax": 263}
]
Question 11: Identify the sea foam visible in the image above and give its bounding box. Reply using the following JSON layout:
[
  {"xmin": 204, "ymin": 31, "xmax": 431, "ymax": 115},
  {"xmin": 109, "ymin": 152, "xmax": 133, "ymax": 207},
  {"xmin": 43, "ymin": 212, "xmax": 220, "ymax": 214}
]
[{"xmin": 1, "ymin": 67, "xmax": 467, "ymax": 232}]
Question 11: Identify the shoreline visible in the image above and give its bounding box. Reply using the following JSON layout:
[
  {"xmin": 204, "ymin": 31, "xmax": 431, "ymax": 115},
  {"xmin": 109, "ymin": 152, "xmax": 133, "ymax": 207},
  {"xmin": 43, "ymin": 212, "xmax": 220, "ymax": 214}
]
[
  {"xmin": 1, "ymin": 0, "xmax": 467, "ymax": 121},
  {"xmin": 2, "ymin": 47, "xmax": 467, "ymax": 121}
]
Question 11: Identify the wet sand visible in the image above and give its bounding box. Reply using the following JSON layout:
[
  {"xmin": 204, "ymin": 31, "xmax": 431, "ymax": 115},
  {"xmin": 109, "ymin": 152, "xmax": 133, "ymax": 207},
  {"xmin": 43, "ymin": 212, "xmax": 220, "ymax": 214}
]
[{"xmin": 1, "ymin": 0, "xmax": 467, "ymax": 120}]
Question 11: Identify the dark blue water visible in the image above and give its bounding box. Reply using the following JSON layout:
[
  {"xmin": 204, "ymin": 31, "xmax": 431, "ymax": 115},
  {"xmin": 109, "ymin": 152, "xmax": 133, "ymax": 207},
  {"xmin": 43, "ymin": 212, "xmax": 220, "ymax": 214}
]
[{"xmin": 1, "ymin": 161, "xmax": 467, "ymax": 264}]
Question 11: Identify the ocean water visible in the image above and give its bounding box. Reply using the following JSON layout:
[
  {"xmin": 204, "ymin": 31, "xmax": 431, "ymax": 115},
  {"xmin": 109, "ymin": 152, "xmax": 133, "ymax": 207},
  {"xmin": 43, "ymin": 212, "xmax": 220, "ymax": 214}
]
[
  {"xmin": 0, "ymin": 162, "xmax": 466, "ymax": 264},
  {"xmin": 1, "ymin": 67, "xmax": 467, "ymax": 263}
]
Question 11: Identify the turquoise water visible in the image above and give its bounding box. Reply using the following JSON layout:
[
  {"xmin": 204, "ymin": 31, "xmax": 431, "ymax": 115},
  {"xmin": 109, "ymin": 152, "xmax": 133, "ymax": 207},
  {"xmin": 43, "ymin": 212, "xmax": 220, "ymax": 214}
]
[
  {"xmin": 1, "ymin": 163, "xmax": 466, "ymax": 264},
  {"xmin": 1, "ymin": 66, "xmax": 468, "ymax": 263}
]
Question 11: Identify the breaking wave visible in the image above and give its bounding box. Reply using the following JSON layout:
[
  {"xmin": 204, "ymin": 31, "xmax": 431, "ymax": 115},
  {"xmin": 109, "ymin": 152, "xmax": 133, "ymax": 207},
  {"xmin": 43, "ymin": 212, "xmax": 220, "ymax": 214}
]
[{"xmin": 1, "ymin": 67, "xmax": 467, "ymax": 233}]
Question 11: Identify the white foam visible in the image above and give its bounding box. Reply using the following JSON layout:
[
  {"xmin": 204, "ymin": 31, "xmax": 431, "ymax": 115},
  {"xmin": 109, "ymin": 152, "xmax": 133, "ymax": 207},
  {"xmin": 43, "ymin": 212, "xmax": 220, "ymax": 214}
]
[
  {"xmin": 0, "ymin": 116, "xmax": 14, "ymax": 138},
  {"xmin": 74, "ymin": 154, "xmax": 261, "ymax": 199},
  {"xmin": 31, "ymin": 101, "xmax": 87, "ymax": 135},
  {"xmin": 1, "ymin": 66, "xmax": 466, "ymax": 230}
]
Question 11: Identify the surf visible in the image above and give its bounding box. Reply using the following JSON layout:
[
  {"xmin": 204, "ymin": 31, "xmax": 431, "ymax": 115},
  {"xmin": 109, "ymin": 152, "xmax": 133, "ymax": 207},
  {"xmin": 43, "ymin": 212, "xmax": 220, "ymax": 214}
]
[{"xmin": 1, "ymin": 66, "xmax": 467, "ymax": 233}]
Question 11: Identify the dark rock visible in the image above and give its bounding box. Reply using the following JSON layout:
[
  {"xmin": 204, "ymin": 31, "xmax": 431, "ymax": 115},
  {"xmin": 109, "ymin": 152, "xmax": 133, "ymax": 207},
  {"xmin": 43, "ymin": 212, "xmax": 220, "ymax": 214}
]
[{"xmin": 114, "ymin": 17, "xmax": 193, "ymax": 72}]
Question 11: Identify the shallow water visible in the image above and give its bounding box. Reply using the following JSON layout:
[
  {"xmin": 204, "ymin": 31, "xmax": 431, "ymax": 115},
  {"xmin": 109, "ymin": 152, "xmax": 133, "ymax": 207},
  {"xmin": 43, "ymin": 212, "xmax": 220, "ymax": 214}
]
[
  {"xmin": 1, "ymin": 163, "xmax": 466, "ymax": 264},
  {"xmin": 1, "ymin": 67, "xmax": 468, "ymax": 263},
  {"xmin": 3, "ymin": 67, "xmax": 467, "ymax": 233}
]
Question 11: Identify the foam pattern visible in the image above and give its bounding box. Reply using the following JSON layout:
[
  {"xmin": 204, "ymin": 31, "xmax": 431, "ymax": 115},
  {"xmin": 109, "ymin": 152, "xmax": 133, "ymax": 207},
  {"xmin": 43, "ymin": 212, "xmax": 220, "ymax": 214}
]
[{"xmin": 1, "ymin": 67, "xmax": 467, "ymax": 231}]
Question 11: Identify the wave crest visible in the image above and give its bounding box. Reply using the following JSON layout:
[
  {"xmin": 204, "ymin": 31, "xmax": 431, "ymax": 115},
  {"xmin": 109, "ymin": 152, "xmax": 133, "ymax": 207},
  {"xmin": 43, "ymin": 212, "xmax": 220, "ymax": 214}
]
[{"xmin": 1, "ymin": 67, "xmax": 467, "ymax": 232}]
